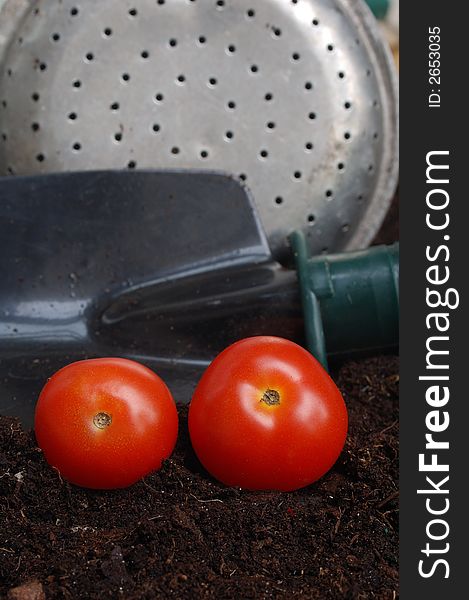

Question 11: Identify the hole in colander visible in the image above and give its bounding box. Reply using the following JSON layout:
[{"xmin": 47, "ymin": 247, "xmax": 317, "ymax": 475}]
[
  {"xmin": 338, "ymin": 71, "xmax": 345, "ymax": 79},
  {"xmin": 171, "ymin": 147, "xmax": 180, "ymax": 155},
  {"xmin": 307, "ymin": 214, "xmax": 316, "ymax": 225},
  {"xmin": 250, "ymin": 65, "xmax": 259, "ymax": 74},
  {"xmin": 128, "ymin": 160, "xmax": 137, "ymax": 169},
  {"xmin": 1, "ymin": 100, "xmax": 7, "ymax": 108},
  {"xmin": 31, "ymin": 122, "xmax": 40, "ymax": 132},
  {"xmin": 272, "ymin": 27, "xmax": 282, "ymax": 37},
  {"xmin": 73, "ymin": 79, "xmax": 82, "ymax": 88},
  {"xmin": 121, "ymin": 73, "xmax": 130, "ymax": 82},
  {"xmin": 70, "ymin": 7, "xmax": 79, "ymax": 17},
  {"xmin": 110, "ymin": 102, "xmax": 119, "ymax": 111},
  {"xmin": 246, "ymin": 9, "xmax": 255, "ymax": 18},
  {"xmin": 200, "ymin": 150, "xmax": 209, "ymax": 159},
  {"xmin": 141, "ymin": 50, "xmax": 150, "ymax": 59},
  {"xmin": 368, "ymin": 164, "xmax": 374, "ymax": 172},
  {"xmin": 198, "ymin": 36, "xmax": 207, "ymax": 45},
  {"xmin": 85, "ymin": 53, "xmax": 94, "ymax": 62},
  {"xmin": 208, "ymin": 77, "xmax": 217, "ymax": 86},
  {"xmin": 227, "ymin": 45, "xmax": 236, "ymax": 54},
  {"xmin": 155, "ymin": 93, "xmax": 164, "ymax": 102},
  {"xmin": 217, "ymin": 0, "xmax": 225, "ymax": 8},
  {"xmin": 327, "ymin": 44, "xmax": 334, "ymax": 52},
  {"xmin": 308, "ymin": 112, "xmax": 316, "ymax": 120},
  {"xmin": 225, "ymin": 130, "xmax": 234, "ymax": 140},
  {"xmin": 312, "ymin": 19, "xmax": 319, "ymax": 26},
  {"xmin": 275, "ymin": 196, "xmax": 283, "ymax": 205},
  {"xmin": 128, "ymin": 8, "xmax": 138, "ymax": 17},
  {"xmin": 73, "ymin": 142, "xmax": 81, "ymax": 151},
  {"xmin": 373, "ymin": 132, "xmax": 379, "ymax": 139},
  {"xmin": 325, "ymin": 189, "xmax": 333, "ymax": 198},
  {"xmin": 169, "ymin": 38, "xmax": 178, "ymax": 48},
  {"xmin": 227, "ymin": 100, "xmax": 236, "ymax": 110},
  {"xmin": 305, "ymin": 142, "xmax": 313, "ymax": 151},
  {"xmin": 373, "ymin": 100, "xmax": 379, "ymax": 107},
  {"xmin": 1, "ymin": 133, "xmax": 7, "ymax": 141},
  {"xmin": 337, "ymin": 162, "xmax": 344, "ymax": 170},
  {"xmin": 36, "ymin": 153, "xmax": 45, "ymax": 162},
  {"xmin": 267, "ymin": 121, "xmax": 275, "ymax": 130},
  {"xmin": 292, "ymin": 53, "xmax": 300, "ymax": 61},
  {"xmin": 293, "ymin": 171, "xmax": 302, "ymax": 179},
  {"xmin": 265, "ymin": 93, "xmax": 273, "ymax": 101},
  {"xmin": 157, "ymin": 0, "xmax": 165, "ymax": 5},
  {"xmin": 104, "ymin": 28, "xmax": 112, "ymax": 37},
  {"xmin": 68, "ymin": 112, "xmax": 77, "ymax": 120},
  {"xmin": 52, "ymin": 33, "xmax": 60, "ymax": 42},
  {"xmin": 32, "ymin": 93, "xmax": 40, "ymax": 102},
  {"xmin": 114, "ymin": 132, "xmax": 123, "ymax": 142},
  {"xmin": 177, "ymin": 74, "xmax": 186, "ymax": 84},
  {"xmin": 357, "ymin": 194, "xmax": 363, "ymax": 202},
  {"xmin": 239, "ymin": 173, "xmax": 247, "ymax": 181},
  {"xmin": 344, "ymin": 131, "xmax": 351, "ymax": 140},
  {"xmin": 305, "ymin": 81, "xmax": 313, "ymax": 90},
  {"xmin": 38, "ymin": 62, "xmax": 47, "ymax": 71},
  {"xmin": 152, "ymin": 124, "xmax": 161, "ymax": 133},
  {"xmin": 259, "ymin": 149, "xmax": 268, "ymax": 159},
  {"xmin": 344, "ymin": 101, "xmax": 351, "ymax": 109}
]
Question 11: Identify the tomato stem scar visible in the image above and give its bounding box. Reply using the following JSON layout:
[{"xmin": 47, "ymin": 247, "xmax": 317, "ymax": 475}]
[
  {"xmin": 261, "ymin": 389, "xmax": 280, "ymax": 406},
  {"xmin": 93, "ymin": 412, "xmax": 112, "ymax": 429}
]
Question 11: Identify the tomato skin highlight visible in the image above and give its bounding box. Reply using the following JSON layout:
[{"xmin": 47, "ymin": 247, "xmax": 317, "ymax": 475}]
[
  {"xmin": 34, "ymin": 358, "xmax": 178, "ymax": 489},
  {"xmin": 188, "ymin": 336, "xmax": 348, "ymax": 491}
]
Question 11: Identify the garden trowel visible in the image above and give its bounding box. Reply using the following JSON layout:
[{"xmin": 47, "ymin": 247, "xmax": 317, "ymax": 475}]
[{"xmin": 0, "ymin": 171, "xmax": 398, "ymax": 425}]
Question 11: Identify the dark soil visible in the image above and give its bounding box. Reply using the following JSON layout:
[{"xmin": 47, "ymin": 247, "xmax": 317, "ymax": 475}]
[{"xmin": 0, "ymin": 356, "xmax": 398, "ymax": 600}]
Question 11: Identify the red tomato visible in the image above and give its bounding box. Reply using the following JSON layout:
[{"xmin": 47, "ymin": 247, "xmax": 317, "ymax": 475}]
[
  {"xmin": 35, "ymin": 358, "xmax": 178, "ymax": 489},
  {"xmin": 188, "ymin": 336, "xmax": 348, "ymax": 491}
]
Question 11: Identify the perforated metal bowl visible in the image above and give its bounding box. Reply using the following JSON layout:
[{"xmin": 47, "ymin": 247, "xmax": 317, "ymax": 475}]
[{"xmin": 0, "ymin": 0, "xmax": 397, "ymax": 260}]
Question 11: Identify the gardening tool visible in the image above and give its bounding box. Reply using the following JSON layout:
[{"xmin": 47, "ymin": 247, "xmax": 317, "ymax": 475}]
[
  {"xmin": 0, "ymin": 0, "xmax": 398, "ymax": 262},
  {"xmin": 0, "ymin": 171, "xmax": 398, "ymax": 426}
]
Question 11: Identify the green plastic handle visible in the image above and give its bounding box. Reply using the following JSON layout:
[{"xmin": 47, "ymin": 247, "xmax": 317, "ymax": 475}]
[
  {"xmin": 365, "ymin": 0, "xmax": 389, "ymax": 20},
  {"xmin": 290, "ymin": 231, "xmax": 399, "ymax": 369}
]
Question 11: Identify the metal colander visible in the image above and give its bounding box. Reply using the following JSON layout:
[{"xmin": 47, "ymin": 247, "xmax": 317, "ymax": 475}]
[{"xmin": 0, "ymin": 0, "xmax": 397, "ymax": 260}]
